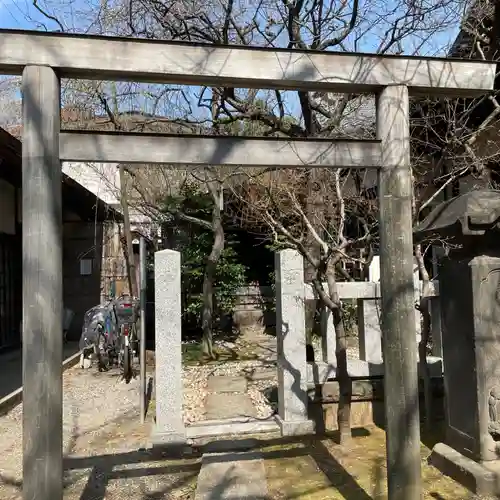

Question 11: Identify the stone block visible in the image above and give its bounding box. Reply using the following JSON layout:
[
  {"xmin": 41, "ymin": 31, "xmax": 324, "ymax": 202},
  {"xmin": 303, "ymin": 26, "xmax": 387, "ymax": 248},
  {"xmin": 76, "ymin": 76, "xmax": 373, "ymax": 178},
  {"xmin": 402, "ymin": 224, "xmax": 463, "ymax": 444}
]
[
  {"xmin": 150, "ymin": 430, "xmax": 186, "ymax": 448},
  {"xmin": 275, "ymin": 415, "xmax": 315, "ymax": 436},
  {"xmin": 429, "ymin": 442, "xmax": 498, "ymax": 496}
]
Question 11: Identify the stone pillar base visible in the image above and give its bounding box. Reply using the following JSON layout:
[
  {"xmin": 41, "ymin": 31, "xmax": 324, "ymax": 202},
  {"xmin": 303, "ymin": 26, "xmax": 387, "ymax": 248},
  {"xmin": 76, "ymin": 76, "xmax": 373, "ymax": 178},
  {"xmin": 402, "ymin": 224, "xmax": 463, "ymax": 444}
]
[
  {"xmin": 275, "ymin": 415, "xmax": 315, "ymax": 437},
  {"xmin": 150, "ymin": 427, "xmax": 187, "ymax": 454},
  {"xmin": 429, "ymin": 442, "xmax": 500, "ymax": 496}
]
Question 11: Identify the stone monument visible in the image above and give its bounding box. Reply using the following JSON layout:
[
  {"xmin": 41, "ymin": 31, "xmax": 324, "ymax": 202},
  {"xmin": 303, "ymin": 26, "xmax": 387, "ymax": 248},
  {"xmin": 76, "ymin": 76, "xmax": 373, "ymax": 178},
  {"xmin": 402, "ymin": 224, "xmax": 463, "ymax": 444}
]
[
  {"xmin": 151, "ymin": 249, "xmax": 186, "ymax": 446},
  {"xmin": 414, "ymin": 189, "xmax": 500, "ymax": 495}
]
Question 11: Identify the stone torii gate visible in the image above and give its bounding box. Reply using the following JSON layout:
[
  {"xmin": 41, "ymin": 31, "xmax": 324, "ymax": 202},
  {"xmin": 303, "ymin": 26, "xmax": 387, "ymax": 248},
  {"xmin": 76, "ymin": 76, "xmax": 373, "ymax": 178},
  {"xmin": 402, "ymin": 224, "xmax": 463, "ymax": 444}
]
[{"xmin": 0, "ymin": 28, "xmax": 495, "ymax": 500}]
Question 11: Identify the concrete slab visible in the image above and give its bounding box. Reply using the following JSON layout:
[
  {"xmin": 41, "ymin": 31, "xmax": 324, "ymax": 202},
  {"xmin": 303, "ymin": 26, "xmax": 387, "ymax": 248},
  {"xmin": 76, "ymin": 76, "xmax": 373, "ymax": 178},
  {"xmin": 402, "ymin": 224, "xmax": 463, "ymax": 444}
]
[
  {"xmin": 195, "ymin": 451, "xmax": 268, "ymax": 500},
  {"xmin": 207, "ymin": 375, "xmax": 247, "ymax": 393},
  {"xmin": 205, "ymin": 393, "xmax": 257, "ymax": 420}
]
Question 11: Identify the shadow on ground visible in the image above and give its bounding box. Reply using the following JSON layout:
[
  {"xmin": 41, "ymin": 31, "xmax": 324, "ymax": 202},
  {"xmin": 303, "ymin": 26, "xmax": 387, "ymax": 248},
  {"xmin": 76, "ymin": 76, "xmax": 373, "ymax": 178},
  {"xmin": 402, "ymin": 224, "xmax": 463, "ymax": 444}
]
[
  {"xmin": 65, "ymin": 449, "xmax": 201, "ymax": 500},
  {"xmin": 0, "ymin": 446, "xmax": 202, "ymax": 500},
  {"xmin": 0, "ymin": 421, "xmax": 469, "ymax": 500},
  {"xmin": 193, "ymin": 423, "xmax": 470, "ymax": 500}
]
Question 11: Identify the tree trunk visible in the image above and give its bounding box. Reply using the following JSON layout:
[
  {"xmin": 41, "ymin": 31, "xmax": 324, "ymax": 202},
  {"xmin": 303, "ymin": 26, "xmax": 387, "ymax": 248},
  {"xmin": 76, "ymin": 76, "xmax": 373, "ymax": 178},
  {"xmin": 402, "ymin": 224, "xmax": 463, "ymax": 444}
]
[
  {"xmin": 302, "ymin": 170, "xmax": 322, "ymax": 343},
  {"xmin": 201, "ymin": 184, "xmax": 225, "ymax": 360},
  {"xmin": 119, "ymin": 165, "xmax": 138, "ymax": 298},
  {"xmin": 326, "ymin": 264, "xmax": 352, "ymax": 445}
]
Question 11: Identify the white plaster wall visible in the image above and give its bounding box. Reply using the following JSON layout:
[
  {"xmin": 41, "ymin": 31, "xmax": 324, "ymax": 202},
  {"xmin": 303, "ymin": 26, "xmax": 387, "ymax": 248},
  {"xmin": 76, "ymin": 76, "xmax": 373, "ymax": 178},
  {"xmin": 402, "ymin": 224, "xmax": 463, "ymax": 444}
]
[
  {"xmin": 62, "ymin": 161, "xmax": 120, "ymax": 206},
  {"xmin": 0, "ymin": 179, "xmax": 16, "ymax": 235},
  {"xmin": 62, "ymin": 161, "xmax": 158, "ymax": 238}
]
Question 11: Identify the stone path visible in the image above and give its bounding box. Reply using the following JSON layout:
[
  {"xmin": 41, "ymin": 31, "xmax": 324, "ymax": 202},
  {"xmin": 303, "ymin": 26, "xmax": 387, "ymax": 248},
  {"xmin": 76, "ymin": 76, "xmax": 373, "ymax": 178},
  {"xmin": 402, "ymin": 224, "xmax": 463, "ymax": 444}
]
[
  {"xmin": 196, "ymin": 372, "xmax": 271, "ymax": 499},
  {"xmin": 205, "ymin": 375, "xmax": 258, "ymax": 420},
  {"xmin": 235, "ymin": 328, "xmax": 277, "ymax": 362},
  {"xmin": 207, "ymin": 376, "xmax": 247, "ymax": 393},
  {"xmin": 195, "ymin": 450, "xmax": 268, "ymax": 500}
]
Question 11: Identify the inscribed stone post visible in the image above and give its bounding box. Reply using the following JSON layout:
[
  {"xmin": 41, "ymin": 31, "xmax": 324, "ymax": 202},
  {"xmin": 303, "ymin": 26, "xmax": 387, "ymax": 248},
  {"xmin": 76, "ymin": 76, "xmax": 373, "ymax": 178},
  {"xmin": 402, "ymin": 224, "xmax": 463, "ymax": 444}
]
[
  {"xmin": 357, "ymin": 256, "xmax": 383, "ymax": 364},
  {"xmin": 152, "ymin": 249, "xmax": 185, "ymax": 445},
  {"xmin": 430, "ymin": 297, "xmax": 442, "ymax": 358},
  {"xmin": 275, "ymin": 249, "xmax": 314, "ymax": 436},
  {"xmin": 414, "ymin": 258, "xmax": 422, "ymax": 343},
  {"xmin": 430, "ymin": 246, "xmax": 444, "ymax": 357},
  {"xmin": 320, "ymin": 306, "xmax": 335, "ymax": 364}
]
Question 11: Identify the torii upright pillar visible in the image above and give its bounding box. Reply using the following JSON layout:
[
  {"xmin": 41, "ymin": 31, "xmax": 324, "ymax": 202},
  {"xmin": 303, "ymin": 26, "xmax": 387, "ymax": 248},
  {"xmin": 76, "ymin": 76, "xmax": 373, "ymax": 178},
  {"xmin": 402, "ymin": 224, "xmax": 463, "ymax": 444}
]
[
  {"xmin": 377, "ymin": 84, "xmax": 421, "ymax": 500},
  {"xmin": 22, "ymin": 65, "xmax": 63, "ymax": 500}
]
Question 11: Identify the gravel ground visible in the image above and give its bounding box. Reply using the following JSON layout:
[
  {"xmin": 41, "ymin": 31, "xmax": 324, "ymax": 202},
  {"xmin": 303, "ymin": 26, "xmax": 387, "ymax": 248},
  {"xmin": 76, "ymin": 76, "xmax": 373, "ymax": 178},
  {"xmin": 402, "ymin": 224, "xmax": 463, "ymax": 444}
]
[
  {"xmin": 0, "ymin": 332, "xmax": 363, "ymax": 497},
  {"xmin": 182, "ymin": 331, "xmax": 362, "ymax": 425},
  {"xmin": 0, "ymin": 366, "xmax": 200, "ymax": 500},
  {"xmin": 183, "ymin": 359, "xmax": 278, "ymax": 424}
]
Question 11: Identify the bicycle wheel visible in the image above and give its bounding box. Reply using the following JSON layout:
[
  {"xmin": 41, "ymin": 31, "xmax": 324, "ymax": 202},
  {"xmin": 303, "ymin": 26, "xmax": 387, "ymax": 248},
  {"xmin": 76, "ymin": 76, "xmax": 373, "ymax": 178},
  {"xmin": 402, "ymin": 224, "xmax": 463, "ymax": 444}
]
[
  {"xmin": 123, "ymin": 343, "xmax": 131, "ymax": 382},
  {"xmin": 96, "ymin": 331, "xmax": 108, "ymax": 371}
]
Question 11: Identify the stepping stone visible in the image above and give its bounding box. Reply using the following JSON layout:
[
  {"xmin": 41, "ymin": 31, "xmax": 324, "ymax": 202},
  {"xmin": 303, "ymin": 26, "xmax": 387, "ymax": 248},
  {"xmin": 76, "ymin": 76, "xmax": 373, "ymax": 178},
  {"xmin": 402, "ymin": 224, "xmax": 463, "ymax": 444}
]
[
  {"xmin": 195, "ymin": 451, "xmax": 268, "ymax": 500},
  {"xmin": 207, "ymin": 375, "xmax": 247, "ymax": 393},
  {"xmin": 245, "ymin": 368, "xmax": 276, "ymax": 382},
  {"xmin": 205, "ymin": 393, "xmax": 257, "ymax": 420}
]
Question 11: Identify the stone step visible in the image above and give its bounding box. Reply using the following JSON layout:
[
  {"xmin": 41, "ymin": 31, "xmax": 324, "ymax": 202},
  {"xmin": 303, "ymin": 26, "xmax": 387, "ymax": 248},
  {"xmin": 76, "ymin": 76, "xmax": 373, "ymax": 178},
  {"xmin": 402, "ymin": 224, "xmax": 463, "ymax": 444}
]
[
  {"xmin": 195, "ymin": 451, "xmax": 268, "ymax": 500},
  {"xmin": 205, "ymin": 393, "xmax": 257, "ymax": 420},
  {"xmin": 187, "ymin": 419, "xmax": 279, "ymax": 440},
  {"xmin": 207, "ymin": 375, "xmax": 247, "ymax": 393}
]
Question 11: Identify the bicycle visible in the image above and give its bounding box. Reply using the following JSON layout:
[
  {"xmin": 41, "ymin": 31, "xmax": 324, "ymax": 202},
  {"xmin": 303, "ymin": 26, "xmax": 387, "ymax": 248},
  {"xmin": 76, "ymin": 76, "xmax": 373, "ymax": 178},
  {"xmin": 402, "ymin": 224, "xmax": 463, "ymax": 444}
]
[{"xmin": 113, "ymin": 295, "xmax": 140, "ymax": 382}]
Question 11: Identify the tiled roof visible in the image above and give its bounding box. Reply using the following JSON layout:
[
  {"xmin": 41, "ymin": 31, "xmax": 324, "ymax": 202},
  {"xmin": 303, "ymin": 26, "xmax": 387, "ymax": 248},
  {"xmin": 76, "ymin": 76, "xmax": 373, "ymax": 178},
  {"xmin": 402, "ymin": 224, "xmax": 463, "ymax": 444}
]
[{"xmin": 449, "ymin": 0, "xmax": 494, "ymax": 59}]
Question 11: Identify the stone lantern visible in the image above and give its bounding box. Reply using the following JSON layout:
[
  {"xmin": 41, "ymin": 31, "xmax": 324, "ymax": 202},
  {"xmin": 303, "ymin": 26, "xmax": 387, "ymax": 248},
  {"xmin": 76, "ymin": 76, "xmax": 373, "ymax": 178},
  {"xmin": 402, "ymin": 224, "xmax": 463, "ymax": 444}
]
[{"xmin": 414, "ymin": 189, "xmax": 500, "ymax": 495}]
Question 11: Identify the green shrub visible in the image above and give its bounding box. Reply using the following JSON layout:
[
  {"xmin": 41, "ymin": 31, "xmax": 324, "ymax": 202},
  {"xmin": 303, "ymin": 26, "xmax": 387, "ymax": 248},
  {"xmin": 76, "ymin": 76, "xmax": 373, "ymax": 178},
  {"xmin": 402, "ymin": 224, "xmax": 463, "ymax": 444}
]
[{"xmin": 161, "ymin": 183, "xmax": 247, "ymax": 336}]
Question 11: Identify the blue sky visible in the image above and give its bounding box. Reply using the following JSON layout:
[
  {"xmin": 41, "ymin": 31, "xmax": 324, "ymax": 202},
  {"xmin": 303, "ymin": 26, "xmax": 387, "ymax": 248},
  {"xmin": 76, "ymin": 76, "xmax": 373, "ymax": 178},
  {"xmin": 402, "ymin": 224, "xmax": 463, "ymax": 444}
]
[{"xmin": 0, "ymin": 0, "xmax": 463, "ymax": 124}]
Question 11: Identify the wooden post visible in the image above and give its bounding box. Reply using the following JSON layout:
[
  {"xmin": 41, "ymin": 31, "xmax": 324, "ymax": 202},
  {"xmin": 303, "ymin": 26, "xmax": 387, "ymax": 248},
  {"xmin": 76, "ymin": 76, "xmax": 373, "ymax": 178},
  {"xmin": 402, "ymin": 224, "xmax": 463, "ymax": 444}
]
[
  {"xmin": 22, "ymin": 65, "xmax": 63, "ymax": 500},
  {"xmin": 377, "ymin": 85, "xmax": 421, "ymax": 499}
]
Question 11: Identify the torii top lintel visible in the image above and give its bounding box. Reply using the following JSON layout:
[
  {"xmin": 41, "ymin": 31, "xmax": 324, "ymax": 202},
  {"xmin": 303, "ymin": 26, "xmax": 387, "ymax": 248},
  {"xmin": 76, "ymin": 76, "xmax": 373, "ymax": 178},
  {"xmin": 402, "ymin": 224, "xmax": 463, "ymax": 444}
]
[{"xmin": 0, "ymin": 29, "xmax": 495, "ymax": 97}]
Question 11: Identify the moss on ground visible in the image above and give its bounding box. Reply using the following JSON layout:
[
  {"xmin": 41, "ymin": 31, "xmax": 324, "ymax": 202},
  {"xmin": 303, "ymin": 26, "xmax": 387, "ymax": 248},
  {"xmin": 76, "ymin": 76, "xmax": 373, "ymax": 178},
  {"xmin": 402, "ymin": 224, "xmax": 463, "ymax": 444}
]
[
  {"xmin": 182, "ymin": 342, "xmax": 258, "ymax": 365},
  {"xmin": 260, "ymin": 427, "xmax": 476, "ymax": 499}
]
